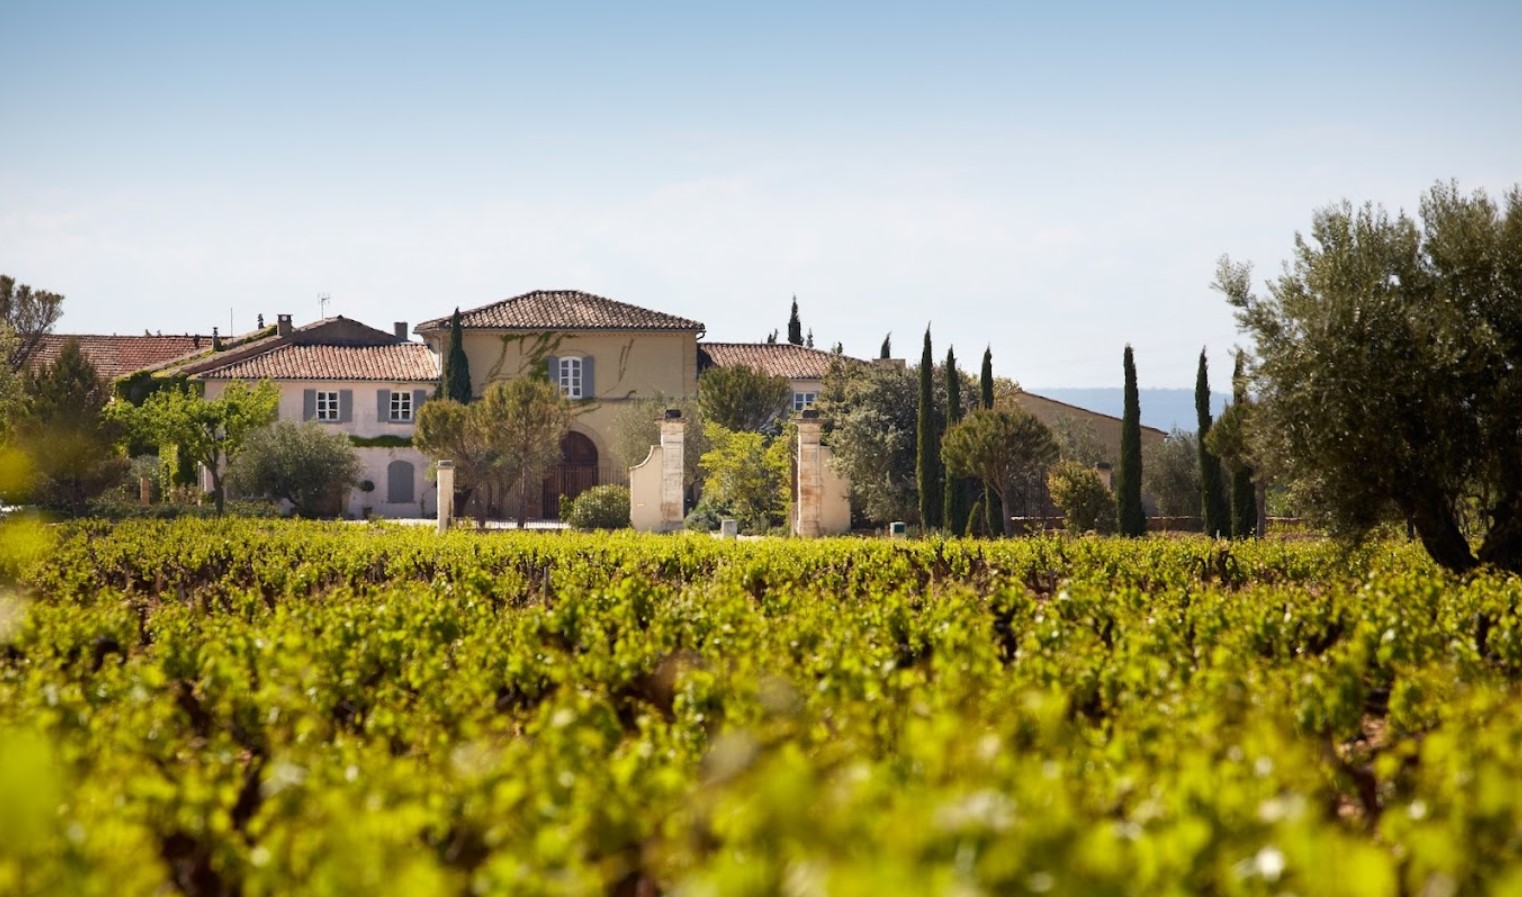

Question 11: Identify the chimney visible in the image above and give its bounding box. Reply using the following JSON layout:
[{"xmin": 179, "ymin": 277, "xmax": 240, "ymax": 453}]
[
  {"xmin": 276, "ymin": 314, "xmax": 293, "ymax": 337},
  {"xmin": 394, "ymin": 322, "xmax": 408, "ymax": 340}
]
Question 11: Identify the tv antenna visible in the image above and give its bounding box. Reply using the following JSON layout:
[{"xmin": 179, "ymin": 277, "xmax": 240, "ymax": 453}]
[{"xmin": 318, "ymin": 293, "xmax": 331, "ymax": 318}]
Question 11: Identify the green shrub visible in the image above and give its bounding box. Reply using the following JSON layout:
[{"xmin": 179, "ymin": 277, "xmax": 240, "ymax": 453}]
[
  {"xmin": 1047, "ymin": 460, "xmax": 1117, "ymax": 534},
  {"xmin": 563, "ymin": 485, "xmax": 630, "ymax": 530}
]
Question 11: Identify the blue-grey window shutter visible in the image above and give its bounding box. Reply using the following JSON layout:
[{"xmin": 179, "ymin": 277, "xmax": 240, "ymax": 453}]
[
  {"xmin": 377, "ymin": 389, "xmax": 391, "ymax": 420},
  {"xmin": 412, "ymin": 390, "xmax": 428, "ymax": 417},
  {"xmin": 582, "ymin": 355, "xmax": 594, "ymax": 397},
  {"xmin": 546, "ymin": 355, "xmax": 560, "ymax": 389},
  {"xmin": 303, "ymin": 389, "xmax": 316, "ymax": 421},
  {"xmin": 387, "ymin": 460, "xmax": 415, "ymax": 503},
  {"xmin": 339, "ymin": 389, "xmax": 353, "ymax": 423}
]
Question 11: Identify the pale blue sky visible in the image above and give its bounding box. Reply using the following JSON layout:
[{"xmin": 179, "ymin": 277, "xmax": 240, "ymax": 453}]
[{"xmin": 3, "ymin": 1, "xmax": 1517, "ymax": 387}]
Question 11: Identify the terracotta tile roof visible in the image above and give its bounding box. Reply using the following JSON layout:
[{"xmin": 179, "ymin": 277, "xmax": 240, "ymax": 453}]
[
  {"xmin": 198, "ymin": 343, "xmax": 439, "ymax": 382},
  {"xmin": 698, "ymin": 343, "xmax": 863, "ymax": 380},
  {"xmin": 30, "ymin": 334, "xmax": 213, "ymax": 379},
  {"xmin": 418, "ymin": 290, "xmax": 704, "ymax": 332}
]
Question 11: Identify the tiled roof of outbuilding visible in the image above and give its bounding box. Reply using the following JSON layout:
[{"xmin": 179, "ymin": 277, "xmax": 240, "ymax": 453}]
[
  {"xmin": 29, "ymin": 334, "xmax": 213, "ymax": 379},
  {"xmin": 698, "ymin": 343, "xmax": 862, "ymax": 380},
  {"xmin": 417, "ymin": 290, "xmax": 704, "ymax": 333},
  {"xmin": 197, "ymin": 343, "xmax": 439, "ymax": 382}
]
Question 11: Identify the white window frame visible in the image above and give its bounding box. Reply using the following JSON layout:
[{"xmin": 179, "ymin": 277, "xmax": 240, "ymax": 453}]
[
  {"xmin": 315, "ymin": 390, "xmax": 340, "ymax": 422},
  {"xmin": 793, "ymin": 391, "xmax": 817, "ymax": 412},
  {"xmin": 559, "ymin": 357, "xmax": 583, "ymax": 399},
  {"xmin": 389, "ymin": 390, "xmax": 413, "ymax": 422}
]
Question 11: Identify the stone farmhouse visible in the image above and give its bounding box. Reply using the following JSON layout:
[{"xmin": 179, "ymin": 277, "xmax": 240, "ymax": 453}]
[{"xmin": 53, "ymin": 287, "xmax": 1158, "ymax": 522}]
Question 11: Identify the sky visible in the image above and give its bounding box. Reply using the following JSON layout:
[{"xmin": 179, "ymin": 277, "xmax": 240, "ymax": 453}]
[{"xmin": 3, "ymin": 1, "xmax": 1518, "ymax": 389}]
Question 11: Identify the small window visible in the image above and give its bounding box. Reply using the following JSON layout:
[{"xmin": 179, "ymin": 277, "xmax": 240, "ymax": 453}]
[
  {"xmin": 316, "ymin": 390, "xmax": 340, "ymax": 421},
  {"xmin": 793, "ymin": 391, "xmax": 817, "ymax": 412},
  {"xmin": 559, "ymin": 357, "xmax": 583, "ymax": 399},
  {"xmin": 389, "ymin": 390, "xmax": 412, "ymax": 422}
]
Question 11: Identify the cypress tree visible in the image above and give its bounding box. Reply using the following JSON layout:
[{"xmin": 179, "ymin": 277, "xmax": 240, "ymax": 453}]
[
  {"xmin": 440, "ymin": 308, "xmax": 473, "ymax": 403},
  {"xmin": 979, "ymin": 346, "xmax": 994, "ymax": 409},
  {"xmin": 943, "ymin": 346, "xmax": 968, "ymax": 534},
  {"xmin": 1195, "ymin": 349, "xmax": 1229, "ymax": 537},
  {"xmin": 979, "ymin": 345, "xmax": 995, "ymax": 533},
  {"xmin": 1116, "ymin": 345, "xmax": 1146, "ymax": 536},
  {"xmin": 916, "ymin": 327, "xmax": 943, "ymax": 530},
  {"xmin": 1230, "ymin": 351, "xmax": 1258, "ymax": 538},
  {"xmin": 805, "ymin": 329, "xmax": 814, "ymax": 349},
  {"xmin": 787, "ymin": 297, "xmax": 803, "ymax": 346},
  {"xmin": 880, "ymin": 333, "xmax": 892, "ymax": 359}
]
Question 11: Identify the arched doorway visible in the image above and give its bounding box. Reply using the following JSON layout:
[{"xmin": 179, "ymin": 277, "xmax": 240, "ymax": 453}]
[{"xmin": 543, "ymin": 431, "xmax": 599, "ymax": 519}]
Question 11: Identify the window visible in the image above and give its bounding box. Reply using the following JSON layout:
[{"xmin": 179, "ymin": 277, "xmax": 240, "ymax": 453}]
[
  {"xmin": 793, "ymin": 391, "xmax": 818, "ymax": 412},
  {"xmin": 389, "ymin": 390, "xmax": 412, "ymax": 422},
  {"xmin": 559, "ymin": 357, "xmax": 583, "ymax": 399},
  {"xmin": 315, "ymin": 390, "xmax": 340, "ymax": 421}
]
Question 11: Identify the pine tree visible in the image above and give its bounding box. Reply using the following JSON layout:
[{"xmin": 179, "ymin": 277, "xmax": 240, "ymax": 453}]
[
  {"xmin": 943, "ymin": 346, "xmax": 968, "ymax": 534},
  {"xmin": 1195, "ymin": 349, "xmax": 1230, "ymax": 537},
  {"xmin": 1116, "ymin": 345, "xmax": 1146, "ymax": 536},
  {"xmin": 979, "ymin": 346, "xmax": 994, "ymax": 409},
  {"xmin": 440, "ymin": 308, "xmax": 473, "ymax": 404},
  {"xmin": 787, "ymin": 297, "xmax": 803, "ymax": 346},
  {"xmin": 880, "ymin": 333, "xmax": 892, "ymax": 359},
  {"xmin": 916, "ymin": 327, "xmax": 943, "ymax": 531},
  {"xmin": 18, "ymin": 339, "xmax": 127, "ymax": 515},
  {"xmin": 1230, "ymin": 351, "xmax": 1258, "ymax": 538}
]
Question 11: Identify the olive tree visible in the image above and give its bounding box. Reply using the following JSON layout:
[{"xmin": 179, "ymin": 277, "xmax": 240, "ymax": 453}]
[
  {"xmin": 1220, "ymin": 182, "xmax": 1522, "ymax": 573},
  {"xmin": 227, "ymin": 422, "xmax": 361, "ymax": 517}
]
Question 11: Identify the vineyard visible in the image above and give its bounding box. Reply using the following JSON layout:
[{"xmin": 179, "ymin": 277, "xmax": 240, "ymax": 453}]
[{"xmin": 4, "ymin": 520, "xmax": 1522, "ymax": 896}]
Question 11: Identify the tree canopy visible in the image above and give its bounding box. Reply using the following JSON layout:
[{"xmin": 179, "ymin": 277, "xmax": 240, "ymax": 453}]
[
  {"xmin": 941, "ymin": 408, "xmax": 1057, "ymax": 536},
  {"xmin": 1220, "ymin": 182, "xmax": 1522, "ymax": 573},
  {"xmin": 117, "ymin": 380, "xmax": 279, "ymax": 515},
  {"xmin": 1, "ymin": 274, "xmax": 64, "ymax": 373},
  {"xmin": 228, "ymin": 421, "xmax": 360, "ymax": 517},
  {"xmin": 698, "ymin": 365, "xmax": 791, "ymax": 433},
  {"xmin": 12, "ymin": 339, "xmax": 125, "ymax": 514}
]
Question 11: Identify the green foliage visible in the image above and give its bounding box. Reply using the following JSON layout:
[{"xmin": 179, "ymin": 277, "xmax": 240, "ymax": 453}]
[
  {"xmin": 1047, "ymin": 459, "xmax": 1118, "ymax": 534},
  {"xmin": 941, "ymin": 408, "xmax": 1057, "ymax": 536},
  {"xmin": 114, "ymin": 380, "xmax": 279, "ymax": 515},
  {"xmin": 12, "ymin": 522, "xmax": 1522, "ymax": 893},
  {"xmin": 697, "ymin": 422, "xmax": 790, "ymax": 534},
  {"xmin": 698, "ymin": 364, "xmax": 791, "ymax": 433},
  {"xmin": 879, "ymin": 332, "xmax": 892, "ymax": 359},
  {"xmin": 0, "ymin": 273, "xmax": 64, "ymax": 372},
  {"xmin": 227, "ymin": 422, "xmax": 361, "ymax": 517},
  {"xmin": 1049, "ymin": 413, "xmax": 1109, "ymax": 466},
  {"xmin": 1220, "ymin": 183, "xmax": 1522, "ymax": 572},
  {"xmin": 787, "ymin": 296, "xmax": 803, "ymax": 346},
  {"xmin": 348, "ymin": 434, "xmax": 413, "ymax": 448},
  {"xmin": 1229, "ymin": 351, "xmax": 1258, "ymax": 539},
  {"xmin": 440, "ymin": 307, "xmax": 472, "ymax": 403},
  {"xmin": 12, "ymin": 339, "xmax": 128, "ymax": 514},
  {"xmin": 1116, "ymin": 345, "xmax": 1146, "ymax": 536},
  {"xmin": 816, "ymin": 357, "xmax": 920, "ymax": 525},
  {"xmin": 979, "ymin": 346, "xmax": 994, "ymax": 410},
  {"xmin": 562, "ymin": 484, "xmax": 632, "ymax": 530},
  {"xmin": 1143, "ymin": 428, "xmax": 1202, "ymax": 518},
  {"xmin": 942, "ymin": 346, "xmax": 969, "ymax": 534},
  {"xmin": 916, "ymin": 328, "xmax": 943, "ymax": 530},
  {"xmin": 1196, "ymin": 349, "xmax": 1230, "ymax": 537},
  {"xmin": 607, "ymin": 397, "xmax": 708, "ymax": 488}
]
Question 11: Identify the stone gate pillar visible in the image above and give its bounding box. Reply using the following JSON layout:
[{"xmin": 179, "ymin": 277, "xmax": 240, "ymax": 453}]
[
  {"xmin": 658, "ymin": 409, "xmax": 685, "ymax": 531},
  {"xmin": 436, "ymin": 460, "xmax": 454, "ymax": 534},
  {"xmin": 794, "ymin": 410, "xmax": 824, "ymax": 537}
]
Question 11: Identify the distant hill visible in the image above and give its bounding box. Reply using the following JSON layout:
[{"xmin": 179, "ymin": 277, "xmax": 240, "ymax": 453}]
[{"xmin": 1025, "ymin": 388, "xmax": 1229, "ymax": 434}]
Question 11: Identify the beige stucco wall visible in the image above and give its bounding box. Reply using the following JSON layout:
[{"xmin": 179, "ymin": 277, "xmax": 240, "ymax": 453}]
[
  {"xmin": 436, "ymin": 329, "xmax": 700, "ymax": 483},
  {"xmin": 204, "ymin": 378, "xmax": 433, "ymax": 440},
  {"xmin": 202, "ymin": 378, "xmax": 434, "ymax": 518},
  {"xmin": 447, "ymin": 330, "xmax": 699, "ymax": 404},
  {"xmin": 628, "ymin": 444, "xmax": 663, "ymax": 531}
]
